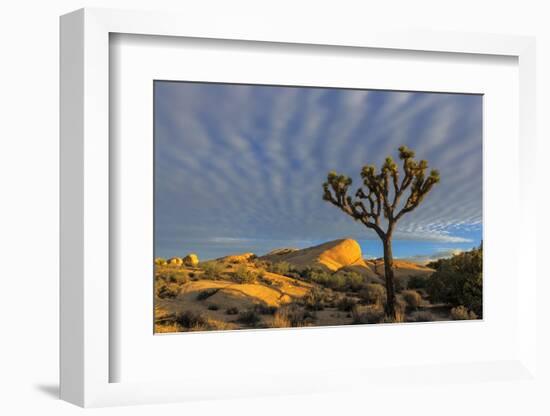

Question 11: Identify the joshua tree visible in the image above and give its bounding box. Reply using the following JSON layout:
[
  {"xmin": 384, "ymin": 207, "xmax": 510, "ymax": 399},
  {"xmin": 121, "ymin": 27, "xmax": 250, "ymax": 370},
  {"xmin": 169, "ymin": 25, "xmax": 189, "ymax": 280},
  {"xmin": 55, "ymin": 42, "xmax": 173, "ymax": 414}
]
[{"xmin": 322, "ymin": 146, "xmax": 440, "ymax": 319}]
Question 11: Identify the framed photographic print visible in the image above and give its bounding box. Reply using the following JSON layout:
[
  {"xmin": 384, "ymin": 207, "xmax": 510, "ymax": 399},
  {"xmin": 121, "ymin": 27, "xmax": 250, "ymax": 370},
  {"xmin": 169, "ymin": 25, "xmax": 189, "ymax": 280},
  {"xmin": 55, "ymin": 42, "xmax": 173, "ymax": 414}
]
[
  {"xmin": 60, "ymin": 7, "xmax": 538, "ymax": 408},
  {"xmin": 152, "ymin": 81, "xmax": 483, "ymax": 333}
]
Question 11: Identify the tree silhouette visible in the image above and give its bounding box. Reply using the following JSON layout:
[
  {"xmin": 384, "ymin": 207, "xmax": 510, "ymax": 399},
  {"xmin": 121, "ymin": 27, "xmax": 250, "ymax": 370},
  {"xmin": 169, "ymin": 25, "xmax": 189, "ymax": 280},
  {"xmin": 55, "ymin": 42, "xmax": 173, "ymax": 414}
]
[{"xmin": 322, "ymin": 146, "xmax": 440, "ymax": 319}]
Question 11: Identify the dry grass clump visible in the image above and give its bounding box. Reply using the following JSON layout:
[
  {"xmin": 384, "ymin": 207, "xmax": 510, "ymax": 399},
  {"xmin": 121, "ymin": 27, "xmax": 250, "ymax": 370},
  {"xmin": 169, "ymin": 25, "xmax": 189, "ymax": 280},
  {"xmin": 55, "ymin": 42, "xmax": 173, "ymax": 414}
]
[
  {"xmin": 380, "ymin": 298, "xmax": 406, "ymax": 323},
  {"xmin": 174, "ymin": 310, "xmax": 232, "ymax": 331},
  {"xmin": 450, "ymin": 305, "xmax": 478, "ymax": 320},
  {"xmin": 360, "ymin": 283, "xmax": 386, "ymax": 305},
  {"xmin": 270, "ymin": 304, "xmax": 315, "ymax": 328},
  {"xmin": 155, "ymin": 322, "xmax": 181, "ymax": 333},
  {"xmin": 155, "ymin": 269, "xmax": 189, "ymax": 285},
  {"xmin": 402, "ymin": 290, "xmax": 423, "ymax": 310},
  {"xmin": 269, "ymin": 310, "xmax": 292, "ymax": 328},
  {"xmin": 352, "ymin": 303, "xmax": 385, "ymax": 324},
  {"xmin": 302, "ymin": 287, "xmax": 327, "ymax": 311}
]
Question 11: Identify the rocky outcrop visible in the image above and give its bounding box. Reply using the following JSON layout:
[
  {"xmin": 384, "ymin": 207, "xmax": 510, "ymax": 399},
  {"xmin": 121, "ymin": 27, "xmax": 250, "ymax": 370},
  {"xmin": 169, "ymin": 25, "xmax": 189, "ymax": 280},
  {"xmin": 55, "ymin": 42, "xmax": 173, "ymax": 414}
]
[
  {"xmin": 261, "ymin": 238, "xmax": 378, "ymax": 279},
  {"xmin": 183, "ymin": 253, "xmax": 199, "ymax": 267}
]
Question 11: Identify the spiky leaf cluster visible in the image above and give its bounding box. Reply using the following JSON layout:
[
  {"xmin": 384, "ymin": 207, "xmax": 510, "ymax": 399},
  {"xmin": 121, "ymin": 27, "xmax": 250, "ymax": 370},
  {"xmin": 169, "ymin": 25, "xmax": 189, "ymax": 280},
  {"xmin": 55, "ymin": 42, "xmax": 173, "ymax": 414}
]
[{"xmin": 322, "ymin": 146, "xmax": 440, "ymax": 238}]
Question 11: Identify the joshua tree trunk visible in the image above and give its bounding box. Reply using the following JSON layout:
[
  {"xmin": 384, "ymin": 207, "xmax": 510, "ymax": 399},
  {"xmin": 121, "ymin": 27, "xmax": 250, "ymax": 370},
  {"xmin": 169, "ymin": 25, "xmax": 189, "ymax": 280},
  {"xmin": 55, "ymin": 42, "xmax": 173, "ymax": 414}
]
[
  {"xmin": 323, "ymin": 146, "xmax": 440, "ymax": 322},
  {"xmin": 382, "ymin": 237, "xmax": 396, "ymax": 318}
]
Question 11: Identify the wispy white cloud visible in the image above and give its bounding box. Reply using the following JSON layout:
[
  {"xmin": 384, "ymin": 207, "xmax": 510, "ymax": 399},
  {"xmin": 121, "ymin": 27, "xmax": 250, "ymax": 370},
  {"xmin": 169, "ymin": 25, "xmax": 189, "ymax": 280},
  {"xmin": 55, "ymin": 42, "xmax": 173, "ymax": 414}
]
[
  {"xmin": 154, "ymin": 82, "xmax": 482, "ymax": 259},
  {"xmin": 400, "ymin": 248, "xmax": 465, "ymax": 264}
]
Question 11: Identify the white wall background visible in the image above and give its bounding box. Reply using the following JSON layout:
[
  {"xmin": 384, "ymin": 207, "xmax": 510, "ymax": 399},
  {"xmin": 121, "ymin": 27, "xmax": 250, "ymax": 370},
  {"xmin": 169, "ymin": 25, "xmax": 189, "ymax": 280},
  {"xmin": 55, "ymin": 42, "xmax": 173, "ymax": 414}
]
[{"xmin": 0, "ymin": 1, "xmax": 548, "ymax": 415}]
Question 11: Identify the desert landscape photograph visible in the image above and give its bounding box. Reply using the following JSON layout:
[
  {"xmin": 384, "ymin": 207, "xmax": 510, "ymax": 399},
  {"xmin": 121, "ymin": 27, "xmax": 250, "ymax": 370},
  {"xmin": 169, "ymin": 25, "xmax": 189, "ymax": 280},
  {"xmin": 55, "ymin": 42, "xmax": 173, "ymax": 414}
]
[{"xmin": 153, "ymin": 81, "xmax": 483, "ymax": 333}]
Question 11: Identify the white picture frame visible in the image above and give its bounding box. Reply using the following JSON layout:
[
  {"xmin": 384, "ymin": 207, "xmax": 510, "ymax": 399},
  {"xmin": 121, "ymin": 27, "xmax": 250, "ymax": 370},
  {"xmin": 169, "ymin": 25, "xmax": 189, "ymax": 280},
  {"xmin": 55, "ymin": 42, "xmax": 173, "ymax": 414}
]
[{"xmin": 60, "ymin": 7, "xmax": 538, "ymax": 408}]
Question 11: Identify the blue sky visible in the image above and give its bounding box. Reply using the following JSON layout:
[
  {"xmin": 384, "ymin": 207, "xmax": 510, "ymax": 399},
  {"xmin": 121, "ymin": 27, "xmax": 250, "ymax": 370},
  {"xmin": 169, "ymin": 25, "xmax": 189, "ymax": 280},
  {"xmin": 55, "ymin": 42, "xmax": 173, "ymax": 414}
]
[{"xmin": 154, "ymin": 81, "xmax": 482, "ymax": 262}]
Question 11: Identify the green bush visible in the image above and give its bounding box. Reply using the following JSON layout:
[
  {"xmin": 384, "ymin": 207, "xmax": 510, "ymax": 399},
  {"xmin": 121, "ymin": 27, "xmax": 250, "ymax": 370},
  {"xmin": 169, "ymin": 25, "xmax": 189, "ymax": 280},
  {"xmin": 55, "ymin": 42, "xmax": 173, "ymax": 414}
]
[
  {"xmin": 200, "ymin": 261, "xmax": 225, "ymax": 280},
  {"xmin": 267, "ymin": 261, "xmax": 292, "ymax": 276},
  {"xmin": 450, "ymin": 305, "xmax": 478, "ymax": 320},
  {"xmin": 407, "ymin": 275, "xmax": 428, "ymax": 290},
  {"xmin": 300, "ymin": 268, "xmax": 365, "ymax": 292},
  {"xmin": 231, "ymin": 264, "xmax": 257, "ymax": 284},
  {"xmin": 427, "ymin": 245, "xmax": 483, "ymax": 316}
]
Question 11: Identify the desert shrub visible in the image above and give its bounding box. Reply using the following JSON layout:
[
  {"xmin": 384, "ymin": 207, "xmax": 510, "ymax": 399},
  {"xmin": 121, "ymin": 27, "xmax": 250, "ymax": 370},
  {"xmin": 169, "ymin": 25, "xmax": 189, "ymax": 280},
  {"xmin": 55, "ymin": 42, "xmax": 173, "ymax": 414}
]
[
  {"xmin": 277, "ymin": 304, "xmax": 316, "ymax": 327},
  {"xmin": 343, "ymin": 272, "xmax": 365, "ymax": 292},
  {"xmin": 365, "ymin": 304, "xmax": 386, "ymax": 323},
  {"xmin": 427, "ymin": 245, "xmax": 482, "ymax": 316},
  {"xmin": 300, "ymin": 267, "xmax": 364, "ymax": 292},
  {"xmin": 410, "ymin": 311, "xmax": 435, "ymax": 322},
  {"xmin": 306, "ymin": 268, "xmax": 333, "ymax": 286},
  {"xmin": 157, "ymin": 284, "xmax": 179, "ymax": 299},
  {"xmin": 174, "ymin": 310, "xmax": 232, "ymax": 331},
  {"xmin": 231, "ymin": 264, "xmax": 257, "ymax": 284},
  {"xmin": 394, "ymin": 277, "xmax": 406, "ymax": 292},
  {"xmin": 174, "ymin": 310, "xmax": 208, "ymax": 329},
  {"xmin": 381, "ymin": 313, "xmax": 404, "ymax": 324},
  {"xmin": 252, "ymin": 259, "xmax": 270, "ymax": 270},
  {"xmin": 237, "ymin": 309, "xmax": 262, "ymax": 327},
  {"xmin": 269, "ymin": 310, "xmax": 292, "ymax": 328},
  {"xmin": 351, "ymin": 306, "xmax": 367, "ymax": 324},
  {"xmin": 157, "ymin": 272, "xmax": 188, "ymax": 285},
  {"xmin": 225, "ymin": 306, "xmax": 239, "ymax": 315},
  {"xmin": 402, "ymin": 290, "xmax": 423, "ymax": 310},
  {"xmin": 336, "ymin": 296, "xmax": 357, "ymax": 312},
  {"xmin": 155, "ymin": 322, "xmax": 181, "ymax": 333},
  {"xmin": 200, "ymin": 261, "xmax": 225, "ymax": 280},
  {"xmin": 407, "ymin": 275, "xmax": 428, "ymax": 290},
  {"xmin": 450, "ymin": 305, "xmax": 478, "ymax": 320},
  {"xmin": 196, "ymin": 288, "xmax": 218, "ymax": 301},
  {"xmin": 360, "ymin": 283, "xmax": 386, "ymax": 305},
  {"xmin": 207, "ymin": 304, "xmax": 219, "ymax": 311},
  {"xmin": 302, "ymin": 288, "xmax": 326, "ymax": 311},
  {"xmin": 253, "ymin": 304, "xmax": 278, "ymax": 315},
  {"xmin": 267, "ymin": 261, "xmax": 292, "ymax": 276},
  {"xmin": 330, "ymin": 270, "xmax": 364, "ymax": 292},
  {"xmin": 351, "ymin": 303, "xmax": 385, "ymax": 324}
]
